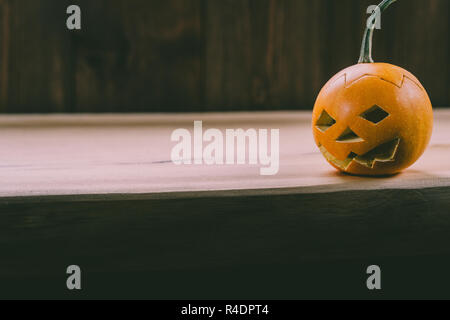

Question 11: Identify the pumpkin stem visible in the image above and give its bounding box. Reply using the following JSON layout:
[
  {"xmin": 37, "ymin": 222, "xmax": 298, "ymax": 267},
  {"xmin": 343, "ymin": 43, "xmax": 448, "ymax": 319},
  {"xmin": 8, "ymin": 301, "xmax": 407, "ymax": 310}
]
[{"xmin": 358, "ymin": 0, "xmax": 397, "ymax": 64}]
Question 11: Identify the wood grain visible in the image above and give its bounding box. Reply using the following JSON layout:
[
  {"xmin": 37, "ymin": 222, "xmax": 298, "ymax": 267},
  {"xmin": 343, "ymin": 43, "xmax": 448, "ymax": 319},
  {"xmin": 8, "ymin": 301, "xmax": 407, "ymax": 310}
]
[
  {"xmin": 1, "ymin": 111, "xmax": 450, "ymax": 198},
  {"xmin": 1, "ymin": 0, "xmax": 73, "ymax": 113},
  {"xmin": 72, "ymin": 0, "xmax": 203, "ymax": 113},
  {"xmin": 0, "ymin": 0, "xmax": 448, "ymax": 113},
  {"xmin": 1, "ymin": 111, "xmax": 450, "ymax": 281}
]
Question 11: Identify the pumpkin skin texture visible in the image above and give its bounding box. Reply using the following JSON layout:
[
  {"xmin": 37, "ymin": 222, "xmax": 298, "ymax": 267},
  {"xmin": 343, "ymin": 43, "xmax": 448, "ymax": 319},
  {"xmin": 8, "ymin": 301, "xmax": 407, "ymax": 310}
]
[{"xmin": 312, "ymin": 63, "xmax": 433, "ymax": 176}]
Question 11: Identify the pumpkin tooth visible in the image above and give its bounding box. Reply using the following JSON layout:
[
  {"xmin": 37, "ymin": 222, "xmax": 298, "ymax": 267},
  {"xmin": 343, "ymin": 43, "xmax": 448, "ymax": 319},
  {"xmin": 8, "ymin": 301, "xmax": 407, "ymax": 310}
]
[
  {"xmin": 319, "ymin": 146, "xmax": 357, "ymax": 171},
  {"xmin": 354, "ymin": 138, "xmax": 401, "ymax": 168},
  {"xmin": 319, "ymin": 138, "xmax": 400, "ymax": 171}
]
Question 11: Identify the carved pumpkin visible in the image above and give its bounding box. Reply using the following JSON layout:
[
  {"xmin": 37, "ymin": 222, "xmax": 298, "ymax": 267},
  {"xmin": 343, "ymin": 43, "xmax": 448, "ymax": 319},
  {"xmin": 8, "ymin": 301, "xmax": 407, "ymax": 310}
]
[{"xmin": 312, "ymin": 0, "xmax": 433, "ymax": 176}]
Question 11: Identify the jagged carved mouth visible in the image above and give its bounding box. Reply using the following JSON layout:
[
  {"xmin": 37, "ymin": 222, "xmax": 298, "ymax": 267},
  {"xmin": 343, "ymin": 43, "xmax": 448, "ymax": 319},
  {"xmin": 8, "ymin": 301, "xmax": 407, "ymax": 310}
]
[{"xmin": 319, "ymin": 138, "xmax": 400, "ymax": 170}]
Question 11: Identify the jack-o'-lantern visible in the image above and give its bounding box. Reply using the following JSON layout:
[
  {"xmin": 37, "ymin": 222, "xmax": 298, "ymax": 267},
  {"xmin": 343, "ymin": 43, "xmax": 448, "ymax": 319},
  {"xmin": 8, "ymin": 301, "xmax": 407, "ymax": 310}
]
[{"xmin": 312, "ymin": 0, "xmax": 433, "ymax": 176}]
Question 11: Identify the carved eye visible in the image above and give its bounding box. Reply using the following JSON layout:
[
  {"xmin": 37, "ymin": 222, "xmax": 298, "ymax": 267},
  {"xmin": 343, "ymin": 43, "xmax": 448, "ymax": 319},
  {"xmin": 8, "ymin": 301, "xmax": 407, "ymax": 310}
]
[
  {"xmin": 360, "ymin": 105, "xmax": 390, "ymax": 124},
  {"xmin": 315, "ymin": 110, "xmax": 336, "ymax": 132}
]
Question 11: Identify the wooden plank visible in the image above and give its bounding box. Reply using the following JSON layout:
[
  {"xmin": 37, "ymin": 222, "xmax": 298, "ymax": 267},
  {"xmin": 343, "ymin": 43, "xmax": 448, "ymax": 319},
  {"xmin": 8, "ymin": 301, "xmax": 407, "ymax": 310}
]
[
  {"xmin": 387, "ymin": 0, "xmax": 450, "ymax": 107},
  {"xmin": 0, "ymin": 0, "xmax": 448, "ymax": 113},
  {"xmin": 2, "ymin": 187, "xmax": 450, "ymax": 278},
  {"xmin": 2, "ymin": 0, "xmax": 73, "ymax": 113},
  {"xmin": 1, "ymin": 111, "xmax": 450, "ymax": 198},
  {"xmin": 0, "ymin": 0, "xmax": 11, "ymax": 111},
  {"xmin": 72, "ymin": 0, "xmax": 203, "ymax": 113},
  {"xmin": 204, "ymin": 0, "xmax": 327, "ymax": 109},
  {"xmin": 1, "ymin": 110, "xmax": 450, "ymax": 280}
]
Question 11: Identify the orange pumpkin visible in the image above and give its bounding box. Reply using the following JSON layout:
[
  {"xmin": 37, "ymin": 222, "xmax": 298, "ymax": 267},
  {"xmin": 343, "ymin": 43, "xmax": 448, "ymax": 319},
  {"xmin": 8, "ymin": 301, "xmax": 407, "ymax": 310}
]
[{"xmin": 312, "ymin": 0, "xmax": 433, "ymax": 176}]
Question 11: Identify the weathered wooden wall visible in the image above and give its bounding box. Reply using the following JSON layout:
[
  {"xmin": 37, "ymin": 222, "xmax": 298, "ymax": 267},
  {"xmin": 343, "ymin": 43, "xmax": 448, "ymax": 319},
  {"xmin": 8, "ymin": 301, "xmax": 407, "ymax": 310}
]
[{"xmin": 0, "ymin": 0, "xmax": 448, "ymax": 113}]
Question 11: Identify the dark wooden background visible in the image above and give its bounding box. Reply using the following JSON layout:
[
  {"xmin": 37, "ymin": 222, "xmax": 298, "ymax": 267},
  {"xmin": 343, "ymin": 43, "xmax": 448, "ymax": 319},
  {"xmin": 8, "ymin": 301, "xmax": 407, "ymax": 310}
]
[{"xmin": 0, "ymin": 0, "xmax": 448, "ymax": 113}]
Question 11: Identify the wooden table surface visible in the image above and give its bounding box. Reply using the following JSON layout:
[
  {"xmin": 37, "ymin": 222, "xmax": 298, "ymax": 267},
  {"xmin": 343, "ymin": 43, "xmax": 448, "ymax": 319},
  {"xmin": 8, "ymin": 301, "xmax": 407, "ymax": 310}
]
[
  {"xmin": 1, "ymin": 110, "xmax": 450, "ymax": 200},
  {"xmin": 1, "ymin": 111, "xmax": 450, "ymax": 290}
]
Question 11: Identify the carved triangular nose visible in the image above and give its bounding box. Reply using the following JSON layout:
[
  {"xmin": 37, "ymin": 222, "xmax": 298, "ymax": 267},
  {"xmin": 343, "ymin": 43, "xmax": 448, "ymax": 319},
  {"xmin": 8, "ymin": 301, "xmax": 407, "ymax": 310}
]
[{"xmin": 336, "ymin": 127, "xmax": 364, "ymax": 143}]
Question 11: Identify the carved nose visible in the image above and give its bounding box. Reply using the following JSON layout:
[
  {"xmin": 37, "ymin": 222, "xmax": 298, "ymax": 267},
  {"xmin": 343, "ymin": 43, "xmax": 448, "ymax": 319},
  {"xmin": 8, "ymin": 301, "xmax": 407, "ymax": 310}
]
[{"xmin": 336, "ymin": 127, "xmax": 364, "ymax": 143}]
